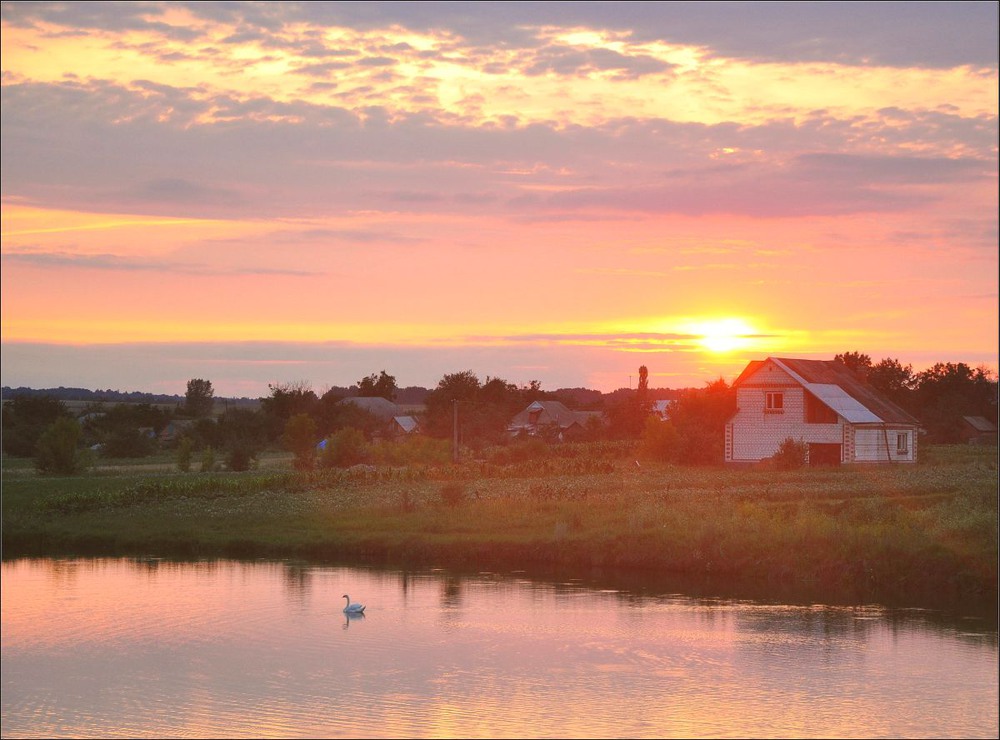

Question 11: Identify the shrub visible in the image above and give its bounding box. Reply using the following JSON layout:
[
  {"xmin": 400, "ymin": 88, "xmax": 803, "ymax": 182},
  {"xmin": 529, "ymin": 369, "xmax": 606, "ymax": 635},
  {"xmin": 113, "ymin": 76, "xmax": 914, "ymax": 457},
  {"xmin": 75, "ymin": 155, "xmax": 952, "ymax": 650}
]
[
  {"xmin": 320, "ymin": 427, "xmax": 370, "ymax": 468},
  {"xmin": 283, "ymin": 413, "xmax": 318, "ymax": 471},
  {"xmin": 35, "ymin": 417, "xmax": 88, "ymax": 475},
  {"xmin": 772, "ymin": 438, "xmax": 808, "ymax": 470},
  {"xmin": 200, "ymin": 446, "xmax": 217, "ymax": 473},
  {"xmin": 226, "ymin": 445, "xmax": 257, "ymax": 472},
  {"xmin": 176, "ymin": 436, "xmax": 193, "ymax": 472},
  {"xmin": 638, "ymin": 417, "xmax": 680, "ymax": 462}
]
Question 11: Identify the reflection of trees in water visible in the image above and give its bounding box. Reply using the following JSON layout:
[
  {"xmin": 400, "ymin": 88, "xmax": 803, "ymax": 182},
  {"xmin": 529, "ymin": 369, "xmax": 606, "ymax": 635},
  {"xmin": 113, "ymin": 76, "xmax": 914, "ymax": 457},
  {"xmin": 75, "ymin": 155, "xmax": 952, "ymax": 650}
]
[
  {"xmin": 442, "ymin": 577, "xmax": 462, "ymax": 608},
  {"xmin": 282, "ymin": 563, "xmax": 313, "ymax": 606}
]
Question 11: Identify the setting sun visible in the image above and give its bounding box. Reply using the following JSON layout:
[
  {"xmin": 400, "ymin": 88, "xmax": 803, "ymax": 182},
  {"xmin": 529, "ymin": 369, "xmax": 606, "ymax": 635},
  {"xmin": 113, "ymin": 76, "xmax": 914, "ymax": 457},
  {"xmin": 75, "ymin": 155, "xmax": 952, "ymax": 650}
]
[{"xmin": 685, "ymin": 318, "xmax": 759, "ymax": 353}]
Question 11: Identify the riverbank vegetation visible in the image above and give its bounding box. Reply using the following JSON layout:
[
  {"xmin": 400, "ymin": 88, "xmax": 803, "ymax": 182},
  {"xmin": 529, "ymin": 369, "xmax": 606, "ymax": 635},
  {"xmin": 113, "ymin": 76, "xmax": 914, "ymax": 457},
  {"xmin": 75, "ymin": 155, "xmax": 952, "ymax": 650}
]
[{"xmin": 3, "ymin": 442, "xmax": 995, "ymax": 609}]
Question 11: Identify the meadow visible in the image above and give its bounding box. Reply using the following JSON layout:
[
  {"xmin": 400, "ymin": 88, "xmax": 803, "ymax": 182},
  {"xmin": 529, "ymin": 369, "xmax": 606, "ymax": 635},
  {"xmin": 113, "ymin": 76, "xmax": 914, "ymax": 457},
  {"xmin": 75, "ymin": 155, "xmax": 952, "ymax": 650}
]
[{"xmin": 2, "ymin": 444, "xmax": 996, "ymax": 609}]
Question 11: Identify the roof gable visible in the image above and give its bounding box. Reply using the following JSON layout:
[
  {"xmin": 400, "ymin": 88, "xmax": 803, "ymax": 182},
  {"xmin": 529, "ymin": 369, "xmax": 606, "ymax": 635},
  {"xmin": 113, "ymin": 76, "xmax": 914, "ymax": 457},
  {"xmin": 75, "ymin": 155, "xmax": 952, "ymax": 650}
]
[{"xmin": 736, "ymin": 357, "xmax": 920, "ymax": 426}]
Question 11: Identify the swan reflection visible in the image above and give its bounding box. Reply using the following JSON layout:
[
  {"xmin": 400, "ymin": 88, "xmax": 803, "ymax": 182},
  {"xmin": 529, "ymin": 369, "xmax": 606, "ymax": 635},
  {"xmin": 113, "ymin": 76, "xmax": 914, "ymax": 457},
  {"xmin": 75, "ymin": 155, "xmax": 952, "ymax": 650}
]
[{"xmin": 343, "ymin": 610, "xmax": 366, "ymax": 629}]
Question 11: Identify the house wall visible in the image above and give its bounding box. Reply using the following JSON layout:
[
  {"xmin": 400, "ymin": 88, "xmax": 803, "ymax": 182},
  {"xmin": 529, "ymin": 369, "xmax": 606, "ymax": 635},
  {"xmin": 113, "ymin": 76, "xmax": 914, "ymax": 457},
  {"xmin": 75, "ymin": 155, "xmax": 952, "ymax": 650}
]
[
  {"xmin": 726, "ymin": 359, "xmax": 919, "ymax": 465},
  {"xmin": 853, "ymin": 426, "xmax": 917, "ymax": 463},
  {"xmin": 728, "ymin": 363, "xmax": 845, "ymax": 462}
]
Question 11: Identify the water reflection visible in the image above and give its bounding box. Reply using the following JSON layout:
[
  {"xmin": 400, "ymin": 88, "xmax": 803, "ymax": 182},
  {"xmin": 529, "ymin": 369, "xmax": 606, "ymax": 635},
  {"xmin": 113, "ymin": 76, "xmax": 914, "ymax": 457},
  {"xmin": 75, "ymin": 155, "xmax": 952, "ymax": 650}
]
[
  {"xmin": 343, "ymin": 611, "xmax": 365, "ymax": 630},
  {"xmin": 2, "ymin": 558, "xmax": 997, "ymax": 739}
]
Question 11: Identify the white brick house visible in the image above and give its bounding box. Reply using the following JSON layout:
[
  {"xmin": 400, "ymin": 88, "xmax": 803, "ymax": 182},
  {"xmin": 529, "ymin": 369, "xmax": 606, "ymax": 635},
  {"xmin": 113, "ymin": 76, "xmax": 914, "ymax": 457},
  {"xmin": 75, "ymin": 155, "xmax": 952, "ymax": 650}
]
[{"xmin": 725, "ymin": 357, "xmax": 921, "ymax": 465}]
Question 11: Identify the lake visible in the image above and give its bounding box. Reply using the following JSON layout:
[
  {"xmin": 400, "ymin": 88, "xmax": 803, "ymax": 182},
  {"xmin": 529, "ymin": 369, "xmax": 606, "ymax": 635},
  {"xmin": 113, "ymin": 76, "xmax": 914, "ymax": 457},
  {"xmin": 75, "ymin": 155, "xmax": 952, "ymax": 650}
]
[{"xmin": 2, "ymin": 558, "xmax": 997, "ymax": 738}]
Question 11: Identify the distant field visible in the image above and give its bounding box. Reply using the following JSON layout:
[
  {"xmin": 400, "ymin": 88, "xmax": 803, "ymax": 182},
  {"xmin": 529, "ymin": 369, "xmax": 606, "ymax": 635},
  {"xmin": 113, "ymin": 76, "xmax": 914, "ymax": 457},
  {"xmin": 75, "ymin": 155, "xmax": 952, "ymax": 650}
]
[{"xmin": 2, "ymin": 444, "xmax": 996, "ymax": 610}]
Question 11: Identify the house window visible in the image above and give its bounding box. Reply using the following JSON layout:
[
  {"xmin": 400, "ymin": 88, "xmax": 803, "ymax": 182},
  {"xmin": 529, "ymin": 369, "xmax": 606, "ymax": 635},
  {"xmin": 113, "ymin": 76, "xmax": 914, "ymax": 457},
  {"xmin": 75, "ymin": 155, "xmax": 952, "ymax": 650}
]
[
  {"xmin": 896, "ymin": 432, "xmax": 909, "ymax": 454},
  {"xmin": 765, "ymin": 391, "xmax": 784, "ymax": 414}
]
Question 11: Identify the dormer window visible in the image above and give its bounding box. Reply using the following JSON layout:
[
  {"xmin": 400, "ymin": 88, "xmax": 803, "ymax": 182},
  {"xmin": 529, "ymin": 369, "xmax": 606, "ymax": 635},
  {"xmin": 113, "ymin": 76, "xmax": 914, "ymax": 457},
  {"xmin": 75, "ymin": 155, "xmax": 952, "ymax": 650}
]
[{"xmin": 765, "ymin": 391, "xmax": 784, "ymax": 414}]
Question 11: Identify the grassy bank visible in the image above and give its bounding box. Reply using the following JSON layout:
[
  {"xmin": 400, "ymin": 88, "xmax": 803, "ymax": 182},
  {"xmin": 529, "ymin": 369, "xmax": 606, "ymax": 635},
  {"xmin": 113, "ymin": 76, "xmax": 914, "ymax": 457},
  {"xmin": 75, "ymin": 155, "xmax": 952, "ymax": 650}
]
[{"xmin": 2, "ymin": 444, "xmax": 996, "ymax": 608}]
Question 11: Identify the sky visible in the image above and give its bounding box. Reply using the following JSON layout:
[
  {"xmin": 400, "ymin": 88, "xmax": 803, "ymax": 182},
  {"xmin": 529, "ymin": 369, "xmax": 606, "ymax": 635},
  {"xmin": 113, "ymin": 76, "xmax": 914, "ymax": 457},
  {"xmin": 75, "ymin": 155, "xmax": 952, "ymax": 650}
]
[{"xmin": 1, "ymin": 1, "xmax": 997, "ymax": 398}]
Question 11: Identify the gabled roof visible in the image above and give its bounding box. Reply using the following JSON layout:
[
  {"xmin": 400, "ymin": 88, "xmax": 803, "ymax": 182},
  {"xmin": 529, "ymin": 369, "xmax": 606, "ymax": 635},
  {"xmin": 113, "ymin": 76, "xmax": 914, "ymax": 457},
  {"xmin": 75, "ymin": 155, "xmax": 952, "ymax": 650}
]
[
  {"xmin": 337, "ymin": 396, "xmax": 399, "ymax": 420},
  {"xmin": 510, "ymin": 400, "xmax": 590, "ymax": 430},
  {"xmin": 736, "ymin": 357, "xmax": 920, "ymax": 426},
  {"xmin": 392, "ymin": 415, "xmax": 420, "ymax": 433},
  {"xmin": 963, "ymin": 415, "xmax": 997, "ymax": 433}
]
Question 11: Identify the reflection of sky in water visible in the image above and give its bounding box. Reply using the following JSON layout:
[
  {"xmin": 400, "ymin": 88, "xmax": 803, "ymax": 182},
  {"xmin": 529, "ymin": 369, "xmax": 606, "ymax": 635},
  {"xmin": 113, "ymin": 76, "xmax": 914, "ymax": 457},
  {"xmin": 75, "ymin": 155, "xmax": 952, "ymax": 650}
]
[{"xmin": 2, "ymin": 559, "xmax": 997, "ymax": 738}]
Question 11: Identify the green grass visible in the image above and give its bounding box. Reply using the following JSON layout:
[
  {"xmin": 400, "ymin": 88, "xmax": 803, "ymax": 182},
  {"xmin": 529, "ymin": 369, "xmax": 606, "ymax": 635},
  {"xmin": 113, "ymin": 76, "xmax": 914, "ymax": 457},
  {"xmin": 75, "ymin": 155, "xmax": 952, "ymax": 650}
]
[{"xmin": 2, "ymin": 444, "xmax": 996, "ymax": 608}]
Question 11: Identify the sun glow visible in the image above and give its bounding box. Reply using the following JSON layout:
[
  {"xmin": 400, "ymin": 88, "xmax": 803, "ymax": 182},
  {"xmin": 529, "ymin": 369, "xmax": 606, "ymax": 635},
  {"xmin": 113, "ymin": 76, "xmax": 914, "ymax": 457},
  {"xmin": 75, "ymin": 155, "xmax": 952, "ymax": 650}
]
[{"xmin": 686, "ymin": 317, "xmax": 759, "ymax": 353}]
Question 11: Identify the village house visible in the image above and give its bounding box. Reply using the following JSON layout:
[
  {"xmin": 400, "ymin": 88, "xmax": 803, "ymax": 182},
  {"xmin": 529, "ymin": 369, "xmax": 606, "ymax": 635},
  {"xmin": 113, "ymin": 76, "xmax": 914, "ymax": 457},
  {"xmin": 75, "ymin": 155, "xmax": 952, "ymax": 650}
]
[
  {"xmin": 507, "ymin": 400, "xmax": 600, "ymax": 441},
  {"xmin": 337, "ymin": 396, "xmax": 420, "ymax": 438},
  {"xmin": 725, "ymin": 357, "xmax": 922, "ymax": 465},
  {"xmin": 959, "ymin": 415, "xmax": 998, "ymax": 445}
]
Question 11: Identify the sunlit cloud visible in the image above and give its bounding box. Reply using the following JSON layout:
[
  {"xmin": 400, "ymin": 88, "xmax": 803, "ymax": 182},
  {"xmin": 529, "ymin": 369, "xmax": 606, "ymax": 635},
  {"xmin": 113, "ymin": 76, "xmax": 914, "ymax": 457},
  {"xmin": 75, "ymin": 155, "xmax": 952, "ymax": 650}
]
[{"xmin": 1, "ymin": 2, "xmax": 995, "ymax": 394}]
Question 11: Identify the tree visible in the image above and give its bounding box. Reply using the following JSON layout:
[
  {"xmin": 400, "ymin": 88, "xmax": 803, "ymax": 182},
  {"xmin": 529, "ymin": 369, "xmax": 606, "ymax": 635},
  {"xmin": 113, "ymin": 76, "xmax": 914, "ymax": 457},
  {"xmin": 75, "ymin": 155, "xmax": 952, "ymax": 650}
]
[
  {"xmin": 913, "ymin": 363, "xmax": 998, "ymax": 442},
  {"xmin": 35, "ymin": 417, "xmax": 88, "ymax": 475},
  {"xmin": 216, "ymin": 407, "xmax": 266, "ymax": 471},
  {"xmin": 604, "ymin": 366, "xmax": 654, "ymax": 439},
  {"xmin": 2, "ymin": 395, "xmax": 73, "ymax": 457},
  {"xmin": 259, "ymin": 382, "xmax": 318, "ymax": 442},
  {"xmin": 867, "ymin": 358, "xmax": 915, "ymax": 409},
  {"xmin": 356, "ymin": 370, "xmax": 398, "ymax": 401},
  {"xmin": 184, "ymin": 379, "xmax": 215, "ymax": 418},
  {"xmin": 834, "ymin": 352, "xmax": 873, "ymax": 380},
  {"xmin": 666, "ymin": 378, "xmax": 736, "ymax": 464},
  {"xmin": 283, "ymin": 413, "xmax": 318, "ymax": 471},
  {"xmin": 422, "ymin": 371, "xmax": 527, "ymax": 448}
]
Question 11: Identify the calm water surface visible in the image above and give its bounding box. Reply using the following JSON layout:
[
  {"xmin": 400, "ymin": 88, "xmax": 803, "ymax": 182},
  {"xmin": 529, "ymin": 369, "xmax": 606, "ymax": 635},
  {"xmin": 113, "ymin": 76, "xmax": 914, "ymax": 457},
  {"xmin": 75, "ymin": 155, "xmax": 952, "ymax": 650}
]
[{"xmin": 2, "ymin": 558, "xmax": 997, "ymax": 738}]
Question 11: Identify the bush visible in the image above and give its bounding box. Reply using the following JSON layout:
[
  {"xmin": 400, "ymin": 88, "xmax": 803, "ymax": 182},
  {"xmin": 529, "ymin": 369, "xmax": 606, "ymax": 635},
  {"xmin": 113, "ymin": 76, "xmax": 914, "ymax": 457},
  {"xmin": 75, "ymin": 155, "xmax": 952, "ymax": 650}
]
[
  {"xmin": 200, "ymin": 446, "xmax": 217, "ymax": 473},
  {"xmin": 638, "ymin": 417, "xmax": 680, "ymax": 462},
  {"xmin": 772, "ymin": 437, "xmax": 808, "ymax": 470},
  {"xmin": 35, "ymin": 418, "xmax": 88, "ymax": 475},
  {"xmin": 320, "ymin": 427, "xmax": 370, "ymax": 468},
  {"xmin": 176, "ymin": 436, "xmax": 193, "ymax": 472},
  {"xmin": 283, "ymin": 413, "xmax": 318, "ymax": 471},
  {"xmin": 226, "ymin": 445, "xmax": 257, "ymax": 472}
]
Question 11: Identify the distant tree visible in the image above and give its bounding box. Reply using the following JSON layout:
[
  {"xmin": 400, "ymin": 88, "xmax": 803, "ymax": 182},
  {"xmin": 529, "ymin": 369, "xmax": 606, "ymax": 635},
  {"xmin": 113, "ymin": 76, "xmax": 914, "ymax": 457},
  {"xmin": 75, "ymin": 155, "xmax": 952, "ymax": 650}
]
[
  {"xmin": 913, "ymin": 363, "xmax": 998, "ymax": 442},
  {"xmin": 1, "ymin": 395, "xmax": 73, "ymax": 457},
  {"xmin": 604, "ymin": 366, "xmax": 655, "ymax": 439},
  {"xmin": 422, "ymin": 370, "xmax": 483, "ymax": 440},
  {"xmin": 422, "ymin": 371, "xmax": 526, "ymax": 448},
  {"xmin": 356, "ymin": 370, "xmax": 398, "ymax": 401},
  {"xmin": 184, "ymin": 379, "xmax": 215, "ymax": 418},
  {"xmin": 79, "ymin": 402, "xmax": 169, "ymax": 457},
  {"xmin": 667, "ymin": 378, "xmax": 736, "ymax": 464},
  {"xmin": 867, "ymin": 358, "xmax": 916, "ymax": 409},
  {"xmin": 216, "ymin": 407, "xmax": 266, "ymax": 471},
  {"xmin": 283, "ymin": 413, "xmax": 318, "ymax": 471},
  {"xmin": 834, "ymin": 352, "xmax": 873, "ymax": 380},
  {"xmin": 35, "ymin": 417, "xmax": 88, "ymax": 475},
  {"xmin": 259, "ymin": 382, "xmax": 318, "ymax": 442}
]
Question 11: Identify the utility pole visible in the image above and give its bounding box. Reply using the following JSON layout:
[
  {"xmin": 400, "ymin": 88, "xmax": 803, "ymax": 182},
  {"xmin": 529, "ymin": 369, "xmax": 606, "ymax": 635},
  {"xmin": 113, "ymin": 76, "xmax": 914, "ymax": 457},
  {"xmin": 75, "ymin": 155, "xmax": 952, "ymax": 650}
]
[{"xmin": 452, "ymin": 399, "xmax": 459, "ymax": 463}]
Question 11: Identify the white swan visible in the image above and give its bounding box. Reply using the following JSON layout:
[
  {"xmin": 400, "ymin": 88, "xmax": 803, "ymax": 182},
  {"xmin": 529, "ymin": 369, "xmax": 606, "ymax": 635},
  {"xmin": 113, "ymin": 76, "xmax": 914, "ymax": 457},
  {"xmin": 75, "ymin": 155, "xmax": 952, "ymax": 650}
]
[{"xmin": 342, "ymin": 594, "xmax": 365, "ymax": 614}]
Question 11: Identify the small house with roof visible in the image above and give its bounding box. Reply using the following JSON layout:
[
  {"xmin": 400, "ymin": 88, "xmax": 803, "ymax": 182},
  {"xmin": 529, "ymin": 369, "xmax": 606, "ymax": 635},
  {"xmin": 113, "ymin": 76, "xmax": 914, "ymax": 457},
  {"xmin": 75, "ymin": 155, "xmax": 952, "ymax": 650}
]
[
  {"xmin": 337, "ymin": 396, "xmax": 421, "ymax": 437},
  {"xmin": 959, "ymin": 415, "xmax": 997, "ymax": 445},
  {"xmin": 507, "ymin": 400, "xmax": 599, "ymax": 441},
  {"xmin": 726, "ymin": 357, "xmax": 921, "ymax": 465}
]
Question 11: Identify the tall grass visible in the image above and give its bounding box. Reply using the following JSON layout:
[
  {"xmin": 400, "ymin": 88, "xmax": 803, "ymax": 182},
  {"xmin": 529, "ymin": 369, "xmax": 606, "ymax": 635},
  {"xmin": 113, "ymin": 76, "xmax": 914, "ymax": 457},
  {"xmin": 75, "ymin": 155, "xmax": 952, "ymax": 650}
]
[{"xmin": 3, "ymin": 443, "xmax": 995, "ymax": 607}]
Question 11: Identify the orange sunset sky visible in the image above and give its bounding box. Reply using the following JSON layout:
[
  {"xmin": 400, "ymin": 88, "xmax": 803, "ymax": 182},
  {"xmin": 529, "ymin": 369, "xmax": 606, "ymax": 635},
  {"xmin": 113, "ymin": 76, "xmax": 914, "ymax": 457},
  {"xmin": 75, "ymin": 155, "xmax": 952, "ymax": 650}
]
[{"xmin": 1, "ymin": 1, "xmax": 997, "ymax": 396}]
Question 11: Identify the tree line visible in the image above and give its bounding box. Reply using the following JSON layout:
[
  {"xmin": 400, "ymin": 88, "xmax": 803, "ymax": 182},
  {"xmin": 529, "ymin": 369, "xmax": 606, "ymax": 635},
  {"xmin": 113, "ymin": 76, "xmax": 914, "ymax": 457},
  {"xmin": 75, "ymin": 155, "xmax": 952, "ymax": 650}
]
[{"xmin": 2, "ymin": 354, "xmax": 996, "ymax": 474}]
